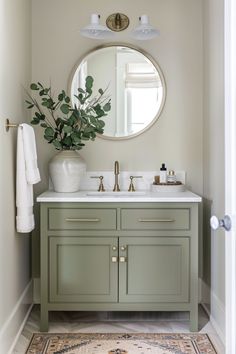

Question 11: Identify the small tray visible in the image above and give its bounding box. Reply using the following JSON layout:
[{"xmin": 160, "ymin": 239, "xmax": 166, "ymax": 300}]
[{"xmin": 151, "ymin": 182, "xmax": 185, "ymax": 193}]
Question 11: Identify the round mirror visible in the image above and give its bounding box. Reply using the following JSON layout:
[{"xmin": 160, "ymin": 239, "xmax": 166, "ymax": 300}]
[{"xmin": 70, "ymin": 45, "xmax": 166, "ymax": 140}]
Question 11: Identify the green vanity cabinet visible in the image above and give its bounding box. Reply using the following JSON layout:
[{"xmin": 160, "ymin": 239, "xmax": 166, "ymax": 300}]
[{"xmin": 39, "ymin": 201, "xmax": 199, "ymax": 332}]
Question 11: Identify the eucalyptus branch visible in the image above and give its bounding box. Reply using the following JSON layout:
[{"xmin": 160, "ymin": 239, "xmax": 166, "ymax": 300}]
[{"xmin": 25, "ymin": 75, "xmax": 111, "ymax": 150}]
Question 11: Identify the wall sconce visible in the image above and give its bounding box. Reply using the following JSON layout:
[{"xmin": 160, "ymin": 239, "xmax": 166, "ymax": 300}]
[
  {"xmin": 80, "ymin": 13, "xmax": 159, "ymax": 40},
  {"xmin": 131, "ymin": 15, "xmax": 160, "ymax": 40},
  {"xmin": 80, "ymin": 14, "xmax": 114, "ymax": 39}
]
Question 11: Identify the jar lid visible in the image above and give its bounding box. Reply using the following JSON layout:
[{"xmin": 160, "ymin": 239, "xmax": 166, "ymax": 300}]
[{"xmin": 169, "ymin": 170, "xmax": 175, "ymax": 176}]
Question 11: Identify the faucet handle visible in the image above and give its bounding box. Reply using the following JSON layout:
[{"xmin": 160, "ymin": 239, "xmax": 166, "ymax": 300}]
[
  {"xmin": 90, "ymin": 176, "xmax": 105, "ymax": 192},
  {"xmin": 128, "ymin": 176, "xmax": 143, "ymax": 192}
]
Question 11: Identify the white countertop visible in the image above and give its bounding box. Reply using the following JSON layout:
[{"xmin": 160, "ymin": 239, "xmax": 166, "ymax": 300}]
[{"xmin": 37, "ymin": 190, "xmax": 202, "ymax": 203}]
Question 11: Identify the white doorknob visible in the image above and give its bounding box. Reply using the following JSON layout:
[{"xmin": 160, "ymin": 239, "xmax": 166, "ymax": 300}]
[{"xmin": 210, "ymin": 215, "xmax": 231, "ymax": 231}]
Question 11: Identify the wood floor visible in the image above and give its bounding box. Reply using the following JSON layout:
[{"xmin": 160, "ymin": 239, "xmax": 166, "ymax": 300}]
[{"xmin": 13, "ymin": 305, "xmax": 224, "ymax": 353}]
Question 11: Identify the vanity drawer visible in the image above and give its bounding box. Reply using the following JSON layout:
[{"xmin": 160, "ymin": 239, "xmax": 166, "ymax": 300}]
[
  {"xmin": 48, "ymin": 208, "xmax": 117, "ymax": 230},
  {"xmin": 121, "ymin": 208, "xmax": 190, "ymax": 230}
]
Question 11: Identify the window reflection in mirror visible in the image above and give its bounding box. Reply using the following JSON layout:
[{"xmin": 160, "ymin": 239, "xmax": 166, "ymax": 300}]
[{"xmin": 70, "ymin": 46, "xmax": 166, "ymax": 139}]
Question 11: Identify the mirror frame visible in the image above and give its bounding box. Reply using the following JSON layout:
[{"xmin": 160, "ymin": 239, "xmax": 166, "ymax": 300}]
[{"xmin": 68, "ymin": 43, "xmax": 167, "ymax": 140}]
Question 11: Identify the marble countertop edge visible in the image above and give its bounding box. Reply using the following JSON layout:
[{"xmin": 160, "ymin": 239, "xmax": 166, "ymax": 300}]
[{"xmin": 37, "ymin": 190, "xmax": 202, "ymax": 203}]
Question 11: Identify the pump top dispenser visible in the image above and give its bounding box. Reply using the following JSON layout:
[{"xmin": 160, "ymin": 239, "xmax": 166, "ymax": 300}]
[{"xmin": 160, "ymin": 163, "xmax": 167, "ymax": 183}]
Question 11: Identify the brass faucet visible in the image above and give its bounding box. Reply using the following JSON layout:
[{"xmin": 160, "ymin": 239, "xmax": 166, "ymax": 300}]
[{"xmin": 113, "ymin": 161, "xmax": 120, "ymax": 191}]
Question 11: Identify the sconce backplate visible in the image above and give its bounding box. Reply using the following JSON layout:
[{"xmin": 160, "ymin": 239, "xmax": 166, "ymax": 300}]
[{"xmin": 106, "ymin": 13, "xmax": 129, "ymax": 32}]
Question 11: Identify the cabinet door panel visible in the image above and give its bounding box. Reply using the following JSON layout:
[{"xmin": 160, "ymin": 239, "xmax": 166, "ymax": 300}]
[
  {"xmin": 49, "ymin": 237, "xmax": 118, "ymax": 302},
  {"xmin": 119, "ymin": 237, "xmax": 189, "ymax": 303}
]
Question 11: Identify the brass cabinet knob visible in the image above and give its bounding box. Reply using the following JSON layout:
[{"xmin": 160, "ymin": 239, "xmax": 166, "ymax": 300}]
[
  {"xmin": 120, "ymin": 246, "xmax": 126, "ymax": 251},
  {"xmin": 119, "ymin": 256, "xmax": 126, "ymax": 263},
  {"xmin": 111, "ymin": 256, "xmax": 118, "ymax": 263},
  {"xmin": 112, "ymin": 246, "xmax": 117, "ymax": 251}
]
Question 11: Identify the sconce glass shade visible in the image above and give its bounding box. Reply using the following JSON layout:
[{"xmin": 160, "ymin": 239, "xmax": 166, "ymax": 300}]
[
  {"xmin": 80, "ymin": 14, "xmax": 114, "ymax": 39},
  {"xmin": 131, "ymin": 15, "xmax": 160, "ymax": 40}
]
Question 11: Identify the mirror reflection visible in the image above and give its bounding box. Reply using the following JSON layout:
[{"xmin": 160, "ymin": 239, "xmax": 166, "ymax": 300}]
[{"xmin": 70, "ymin": 45, "xmax": 166, "ymax": 139}]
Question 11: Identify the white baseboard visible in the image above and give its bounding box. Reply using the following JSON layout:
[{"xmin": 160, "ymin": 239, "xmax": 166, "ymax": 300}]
[
  {"xmin": 199, "ymin": 280, "xmax": 225, "ymax": 346},
  {"xmin": 0, "ymin": 280, "xmax": 33, "ymax": 354},
  {"xmin": 210, "ymin": 291, "xmax": 225, "ymax": 346}
]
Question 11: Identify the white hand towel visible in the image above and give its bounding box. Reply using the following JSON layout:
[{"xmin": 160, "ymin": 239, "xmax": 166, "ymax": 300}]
[{"xmin": 16, "ymin": 124, "xmax": 41, "ymax": 233}]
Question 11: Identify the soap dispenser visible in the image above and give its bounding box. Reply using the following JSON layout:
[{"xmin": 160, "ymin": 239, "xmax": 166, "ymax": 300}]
[{"xmin": 160, "ymin": 163, "xmax": 167, "ymax": 183}]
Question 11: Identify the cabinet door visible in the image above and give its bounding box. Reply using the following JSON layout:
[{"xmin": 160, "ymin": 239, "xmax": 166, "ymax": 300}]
[
  {"xmin": 119, "ymin": 237, "xmax": 189, "ymax": 303},
  {"xmin": 49, "ymin": 237, "xmax": 118, "ymax": 303}
]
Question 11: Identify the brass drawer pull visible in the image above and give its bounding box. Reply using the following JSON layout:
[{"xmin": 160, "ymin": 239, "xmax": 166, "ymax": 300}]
[
  {"xmin": 138, "ymin": 218, "xmax": 175, "ymax": 223},
  {"xmin": 119, "ymin": 256, "xmax": 127, "ymax": 263},
  {"xmin": 111, "ymin": 256, "xmax": 118, "ymax": 263},
  {"xmin": 65, "ymin": 218, "xmax": 100, "ymax": 222}
]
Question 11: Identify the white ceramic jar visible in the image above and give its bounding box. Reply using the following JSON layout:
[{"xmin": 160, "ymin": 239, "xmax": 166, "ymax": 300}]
[{"xmin": 49, "ymin": 150, "xmax": 86, "ymax": 192}]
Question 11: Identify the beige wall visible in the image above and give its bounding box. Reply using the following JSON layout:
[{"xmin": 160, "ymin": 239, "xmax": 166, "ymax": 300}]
[
  {"xmin": 202, "ymin": 0, "xmax": 225, "ymax": 341},
  {"xmin": 0, "ymin": 0, "xmax": 32, "ymax": 352},
  {"xmin": 32, "ymin": 0, "xmax": 203, "ymax": 195}
]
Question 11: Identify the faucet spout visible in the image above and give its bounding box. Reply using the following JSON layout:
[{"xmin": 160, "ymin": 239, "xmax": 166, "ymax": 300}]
[{"xmin": 113, "ymin": 161, "xmax": 120, "ymax": 192}]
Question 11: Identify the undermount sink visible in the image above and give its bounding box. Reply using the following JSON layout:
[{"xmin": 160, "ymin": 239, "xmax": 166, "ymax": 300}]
[{"xmin": 86, "ymin": 191, "xmax": 146, "ymax": 197}]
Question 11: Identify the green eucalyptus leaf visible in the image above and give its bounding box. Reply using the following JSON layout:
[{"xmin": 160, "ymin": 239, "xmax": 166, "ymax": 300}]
[
  {"xmin": 62, "ymin": 136, "xmax": 72, "ymax": 146},
  {"xmin": 42, "ymin": 101, "xmax": 49, "ymax": 107},
  {"xmin": 65, "ymin": 96, "xmax": 70, "ymax": 103},
  {"xmin": 58, "ymin": 93, "xmax": 64, "ymax": 101},
  {"xmin": 60, "ymin": 104, "xmax": 70, "ymax": 114},
  {"xmin": 53, "ymin": 140, "xmax": 62, "ymax": 149},
  {"xmin": 77, "ymin": 93, "xmax": 84, "ymax": 104},
  {"xmin": 30, "ymin": 83, "xmax": 39, "ymax": 90},
  {"xmin": 45, "ymin": 127, "xmax": 54, "ymax": 137},
  {"xmin": 84, "ymin": 126, "xmax": 95, "ymax": 134},
  {"xmin": 85, "ymin": 75, "xmax": 93, "ymax": 92},
  {"xmin": 40, "ymin": 123, "xmax": 47, "ymax": 128},
  {"xmin": 98, "ymin": 88, "xmax": 104, "ymax": 95},
  {"xmin": 98, "ymin": 120, "xmax": 105, "ymax": 128},
  {"xmin": 63, "ymin": 125, "xmax": 72, "ymax": 134},
  {"xmin": 103, "ymin": 102, "xmax": 111, "ymax": 112},
  {"xmin": 25, "ymin": 100, "xmax": 33, "ymax": 105},
  {"xmin": 31, "ymin": 119, "xmax": 39, "ymax": 125},
  {"xmin": 44, "ymin": 134, "xmax": 53, "ymax": 141},
  {"xmin": 81, "ymin": 135, "xmax": 90, "ymax": 141}
]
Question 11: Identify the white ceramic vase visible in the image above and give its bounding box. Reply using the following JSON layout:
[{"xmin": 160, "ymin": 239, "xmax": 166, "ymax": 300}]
[{"xmin": 49, "ymin": 150, "xmax": 86, "ymax": 192}]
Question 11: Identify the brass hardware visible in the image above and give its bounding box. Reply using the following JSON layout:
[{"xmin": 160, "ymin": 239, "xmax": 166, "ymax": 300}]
[
  {"xmin": 113, "ymin": 160, "xmax": 120, "ymax": 191},
  {"xmin": 5, "ymin": 119, "xmax": 21, "ymax": 132},
  {"xmin": 112, "ymin": 246, "xmax": 117, "ymax": 251},
  {"xmin": 111, "ymin": 256, "xmax": 118, "ymax": 263},
  {"xmin": 90, "ymin": 175, "xmax": 105, "ymax": 192},
  {"xmin": 120, "ymin": 246, "xmax": 126, "ymax": 251},
  {"xmin": 128, "ymin": 175, "xmax": 143, "ymax": 192},
  {"xmin": 138, "ymin": 218, "xmax": 175, "ymax": 222},
  {"xmin": 119, "ymin": 256, "xmax": 126, "ymax": 263},
  {"xmin": 106, "ymin": 13, "xmax": 130, "ymax": 32},
  {"xmin": 65, "ymin": 218, "xmax": 100, "ymax": 222}
]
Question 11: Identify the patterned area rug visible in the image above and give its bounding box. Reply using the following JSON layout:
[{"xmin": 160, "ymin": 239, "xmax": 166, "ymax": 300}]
[{"xmin": 26, "ymin": 333, "xmax": 217, "ymax": 353}]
